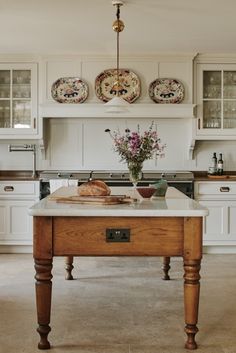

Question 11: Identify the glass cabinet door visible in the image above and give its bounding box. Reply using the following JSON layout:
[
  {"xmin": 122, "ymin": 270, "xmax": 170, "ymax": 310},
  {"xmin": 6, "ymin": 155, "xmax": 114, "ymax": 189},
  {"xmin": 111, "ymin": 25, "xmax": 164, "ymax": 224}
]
[
  {"xmin": 0, "ymin": 70, "xmax": 11, "ymax": 128},
  {"xmin": 201, "ymin": 68, "xmax": 236, "ymax": 131},
  {"xmin": 0, "ymin": 65, "xmax": 36, "ymax": 131}
]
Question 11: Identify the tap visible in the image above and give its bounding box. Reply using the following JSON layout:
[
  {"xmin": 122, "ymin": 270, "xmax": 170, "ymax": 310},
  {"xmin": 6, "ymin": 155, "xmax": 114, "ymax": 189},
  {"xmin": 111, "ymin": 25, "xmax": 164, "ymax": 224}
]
[
  {"xmin": 8, "ymin": 144, "xmax": 36, "ymax": 178},
  {"xmin": 88, "ymin": 170, "xmax": 93, "ymax": 181}
]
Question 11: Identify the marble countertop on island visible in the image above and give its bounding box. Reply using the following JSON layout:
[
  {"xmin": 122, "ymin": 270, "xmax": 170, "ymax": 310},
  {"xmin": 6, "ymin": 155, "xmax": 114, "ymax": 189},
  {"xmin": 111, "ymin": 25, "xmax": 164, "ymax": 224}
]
[{"xmin": 29, "ymin": 186, "xmax": 208, "ymax": 218}]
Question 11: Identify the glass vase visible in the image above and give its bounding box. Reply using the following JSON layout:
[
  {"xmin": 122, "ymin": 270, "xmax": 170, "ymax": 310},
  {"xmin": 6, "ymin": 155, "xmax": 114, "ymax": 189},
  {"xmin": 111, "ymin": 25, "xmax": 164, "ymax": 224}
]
[{"xmin": 128, "ymin": 161, "xmax": 143, "ymax": 187}]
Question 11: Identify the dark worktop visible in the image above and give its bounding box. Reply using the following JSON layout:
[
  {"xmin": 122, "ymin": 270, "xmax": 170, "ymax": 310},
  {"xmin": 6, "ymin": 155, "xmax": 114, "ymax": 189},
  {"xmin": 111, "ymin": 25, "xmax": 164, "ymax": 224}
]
[
  {"xmin": 0, "ymin": 170, "xmax": 236, "ymax": 182},
  {"xmin": 0, "ymin": 171, "xmax": 40, "ymax": 181},
  {"xmin": 193, "ymin": 171, "xmax": 236, "ymax": 181}
]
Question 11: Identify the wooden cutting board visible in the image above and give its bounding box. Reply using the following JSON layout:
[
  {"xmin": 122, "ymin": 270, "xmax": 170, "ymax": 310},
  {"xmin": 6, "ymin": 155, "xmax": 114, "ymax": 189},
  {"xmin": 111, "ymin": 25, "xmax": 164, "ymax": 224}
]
[
  {"xmin": 207, "ymin": 175, "xmax": 236, "ymax": 179},
  {"xmin": 53, "ymin": 195, "xmax": 136, "ymax": 205},
  {"xmin": 207, "ymin": 175, "xmax": 228, "ymax": 179}
]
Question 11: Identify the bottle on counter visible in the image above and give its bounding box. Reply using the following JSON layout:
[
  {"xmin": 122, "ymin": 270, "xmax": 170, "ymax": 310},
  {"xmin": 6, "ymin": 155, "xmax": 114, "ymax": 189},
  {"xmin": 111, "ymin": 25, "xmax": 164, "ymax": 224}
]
[
  {"xmin": 217, "ymin": 153, "xmax": 224, "ymax": 175},
  {"xmin": 208, "ymin": 152, "xmax": 218, "ymax": 175}
]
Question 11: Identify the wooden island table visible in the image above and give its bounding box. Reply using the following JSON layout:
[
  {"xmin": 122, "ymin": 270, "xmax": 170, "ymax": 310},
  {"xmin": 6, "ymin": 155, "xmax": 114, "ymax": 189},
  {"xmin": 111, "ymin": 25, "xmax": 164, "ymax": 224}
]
[{"xmin": 29, "ymin": 187, "xmax": 208, "ymax": 350}]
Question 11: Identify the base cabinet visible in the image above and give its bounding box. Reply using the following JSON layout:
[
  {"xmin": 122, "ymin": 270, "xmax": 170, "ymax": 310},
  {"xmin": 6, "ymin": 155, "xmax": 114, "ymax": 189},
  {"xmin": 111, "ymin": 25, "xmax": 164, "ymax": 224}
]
[
  {"xmin": 195, "ymin": 181, "xmax": 236, "ymax": 249},
  {"xmin": 0, "ymin": 181, "xmax": 39, "ymax": 251}
]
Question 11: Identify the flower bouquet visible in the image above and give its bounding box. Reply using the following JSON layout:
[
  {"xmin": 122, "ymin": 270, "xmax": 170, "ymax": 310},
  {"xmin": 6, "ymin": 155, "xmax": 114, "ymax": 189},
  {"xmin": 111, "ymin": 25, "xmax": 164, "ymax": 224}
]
[{"xmin": 105, "ymin": 122, "xmax": 166, "ymax": 186}]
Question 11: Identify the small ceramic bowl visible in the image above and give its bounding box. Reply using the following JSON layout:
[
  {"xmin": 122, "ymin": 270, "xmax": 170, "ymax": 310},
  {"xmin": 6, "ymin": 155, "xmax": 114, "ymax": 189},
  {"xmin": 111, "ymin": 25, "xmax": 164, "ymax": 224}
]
[{"xmin": 136, "ymin": 187, "xmax": 156, "ymax": 199}]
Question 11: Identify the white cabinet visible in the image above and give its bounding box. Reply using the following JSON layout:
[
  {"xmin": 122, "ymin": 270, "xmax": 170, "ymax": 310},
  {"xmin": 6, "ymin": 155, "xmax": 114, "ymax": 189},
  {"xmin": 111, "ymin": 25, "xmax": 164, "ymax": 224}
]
[
  {"xmin": 0, "ymin": 181, "xmax": 39, "ymax": 250},
  {"xmin": 195, "ymin": 181, "xmax": 236, "ymax": 247},
  {"xmin": 195, "ymin": 63, "xmax": 236, "ymax": 139},
  {"xmin": 0, "ymin": 63, "xmax": 38, "ymax": 138}
]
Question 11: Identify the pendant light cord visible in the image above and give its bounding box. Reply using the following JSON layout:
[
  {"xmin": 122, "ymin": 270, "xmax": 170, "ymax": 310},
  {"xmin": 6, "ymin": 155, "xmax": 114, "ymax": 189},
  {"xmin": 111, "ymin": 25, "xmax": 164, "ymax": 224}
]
[{"xmin": 116, "ymin": 4, "xmax": 120, "ymax": 96}]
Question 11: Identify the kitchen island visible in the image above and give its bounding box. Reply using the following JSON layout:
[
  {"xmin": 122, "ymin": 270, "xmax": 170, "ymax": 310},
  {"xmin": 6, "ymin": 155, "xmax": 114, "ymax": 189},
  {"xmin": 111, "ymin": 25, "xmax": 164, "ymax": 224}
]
[{"xmin": 29, "ymin": 187, "xmax": 208, "ymax": 350}]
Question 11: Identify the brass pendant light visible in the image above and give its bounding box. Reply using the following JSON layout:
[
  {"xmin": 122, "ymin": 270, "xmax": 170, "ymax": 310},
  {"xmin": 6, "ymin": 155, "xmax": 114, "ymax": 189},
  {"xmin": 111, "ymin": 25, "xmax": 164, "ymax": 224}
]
[{"xmin": 105, "ymin": 0, "xmax": 129, "ymax": 113}]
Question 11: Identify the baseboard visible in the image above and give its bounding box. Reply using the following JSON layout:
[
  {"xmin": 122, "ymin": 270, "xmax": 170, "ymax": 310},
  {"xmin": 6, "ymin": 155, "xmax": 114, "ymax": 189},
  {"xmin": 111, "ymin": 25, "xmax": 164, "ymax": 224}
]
[
  {"xmin": 0, "ymin": 245, "xmax": 33, "ymax": 254},
  {"xmin": 203, "ymin": 246, "xmax": 236, "ymax": 254}
]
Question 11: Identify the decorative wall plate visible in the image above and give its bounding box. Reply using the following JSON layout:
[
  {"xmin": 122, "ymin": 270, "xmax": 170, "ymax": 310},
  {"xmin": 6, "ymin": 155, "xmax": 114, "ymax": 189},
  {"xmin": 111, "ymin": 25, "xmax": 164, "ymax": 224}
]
[
  {"xmin": 95, "ymin": 69, "xmax": 141, "ymax": 103},
  {"xmin": 51, "ymin": 77, "xmax": 88, "ymax": 103},
  {"xmin": 149, "ymin": 78, "xmax": 184, "ymax": 104}
]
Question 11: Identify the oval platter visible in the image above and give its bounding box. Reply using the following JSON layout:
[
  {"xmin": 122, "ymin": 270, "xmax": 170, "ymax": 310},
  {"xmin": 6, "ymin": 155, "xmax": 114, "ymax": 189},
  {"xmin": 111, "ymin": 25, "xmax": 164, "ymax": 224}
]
[
  {"xmin": 95, "ymin": 69, "xmax": 141, "ymax": 103},
  {"xmin": 51, "ymin": 77, "xmax": 89, "ymax": 103},
  {"xmin": 149, "ymin": 78, "xmax": 184, "ymax": 104}
]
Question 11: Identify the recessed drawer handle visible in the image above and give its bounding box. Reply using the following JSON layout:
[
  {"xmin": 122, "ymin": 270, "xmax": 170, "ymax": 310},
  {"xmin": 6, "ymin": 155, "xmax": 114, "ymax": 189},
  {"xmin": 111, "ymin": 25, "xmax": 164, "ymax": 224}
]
[
  {"xmin": 4, "ymin": 186, "xmax": 14, "ymax": 192},
  {"xmin": 220, "ymin": 187, "xmax": 230, "ymax": 192}
]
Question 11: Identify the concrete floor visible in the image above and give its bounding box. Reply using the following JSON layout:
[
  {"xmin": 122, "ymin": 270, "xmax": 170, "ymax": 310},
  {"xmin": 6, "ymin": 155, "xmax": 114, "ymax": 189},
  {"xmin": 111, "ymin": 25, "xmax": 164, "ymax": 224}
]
[{"xmin": 0, "ymin": 254, "xmax": 235, "ymax": 353}]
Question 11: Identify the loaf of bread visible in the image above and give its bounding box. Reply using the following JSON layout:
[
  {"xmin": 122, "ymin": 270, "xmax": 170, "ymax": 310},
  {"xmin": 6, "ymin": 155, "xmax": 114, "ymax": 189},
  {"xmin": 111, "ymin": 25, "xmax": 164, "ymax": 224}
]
[{"xmin": 78, "ymin": 180, "xmax": 111, "ymax": 196}]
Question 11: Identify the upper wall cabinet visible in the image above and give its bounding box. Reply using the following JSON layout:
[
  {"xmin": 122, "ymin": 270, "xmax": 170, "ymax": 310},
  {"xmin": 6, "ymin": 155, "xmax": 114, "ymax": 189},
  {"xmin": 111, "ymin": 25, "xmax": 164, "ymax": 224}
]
[
  {"xmin": 195, "ymin": 63, "xmax": 236, "ymax": 139},
  {"xmin": 0, "ymin": 63, "xmax": 39, "ymax": 139}
]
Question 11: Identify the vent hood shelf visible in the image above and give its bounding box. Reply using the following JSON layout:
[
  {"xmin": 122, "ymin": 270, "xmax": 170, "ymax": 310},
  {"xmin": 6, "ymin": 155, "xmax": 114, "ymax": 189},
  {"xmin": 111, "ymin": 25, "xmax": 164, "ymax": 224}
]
[{"xmin": 40, "ymin": 102, "xmax": 196, "ymax": 119}]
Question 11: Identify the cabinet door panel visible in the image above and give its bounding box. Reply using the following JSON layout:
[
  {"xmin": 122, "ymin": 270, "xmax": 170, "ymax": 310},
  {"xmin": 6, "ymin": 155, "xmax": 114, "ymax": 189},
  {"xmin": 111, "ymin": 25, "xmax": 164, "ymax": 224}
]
[
  {"xmin": 0, "ymin": 63, "xmax": 38, "ymax": 138},
  {"xmin": 228, "ymin": 204, "xmax": 236, "ymax": 239},
  {"xmin": 10, "ymin": 204, "xmax": 32, "ymax": 236},
  {"xmin": 0, "ymin": 205, "xmax": 7, "ymax": 236},
  {"xmin": 200, "ymin": 201, "xmax": 226, "ymax": 240}
]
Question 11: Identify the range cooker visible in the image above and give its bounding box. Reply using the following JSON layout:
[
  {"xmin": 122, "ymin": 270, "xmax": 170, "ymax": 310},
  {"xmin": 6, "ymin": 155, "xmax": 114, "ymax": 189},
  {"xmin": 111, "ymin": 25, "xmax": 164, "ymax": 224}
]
[{"xmin": 39, "ymin": 170, "xmax": 194, "ymax": 199}]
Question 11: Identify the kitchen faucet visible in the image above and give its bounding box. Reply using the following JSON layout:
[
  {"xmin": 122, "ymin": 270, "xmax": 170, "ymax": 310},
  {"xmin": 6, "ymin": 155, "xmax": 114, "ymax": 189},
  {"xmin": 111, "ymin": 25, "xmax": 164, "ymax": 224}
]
[
  {"xmin": 88, "ymin": 170, "xmax": 93, "ymax": 181},
  {"xmin": 8, "ymin": 144, "xmax": 37, "ymax": 178}
]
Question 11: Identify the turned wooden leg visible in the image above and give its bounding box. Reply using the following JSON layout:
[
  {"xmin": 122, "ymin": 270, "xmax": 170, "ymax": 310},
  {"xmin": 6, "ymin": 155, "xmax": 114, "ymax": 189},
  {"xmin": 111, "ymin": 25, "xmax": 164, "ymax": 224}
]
[
  {"xmin": 183, "ymin": 259, "xmax": 201, "ymax": 350},
  {"xmin": 65, "ymin": 256, "xmax": 74, "ymax": 280},
  {"xmin": 162, "ymin": 256, "xmax": 171, "ymax": 280},
  {"xmin": 35, "ymin": 258, "xmax": 53, "ymax": 350}
]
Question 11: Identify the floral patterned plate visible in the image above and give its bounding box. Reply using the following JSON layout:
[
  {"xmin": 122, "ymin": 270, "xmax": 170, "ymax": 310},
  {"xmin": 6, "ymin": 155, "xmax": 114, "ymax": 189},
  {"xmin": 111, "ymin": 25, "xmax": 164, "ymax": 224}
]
[
  {"xmin": 51, "ymin": 77, "xmax": 88, "ymax": 103},
  {"xmin": 149, "ymin": 78, "xmax": 184, "ymax": 104},
  {"xmin": 95, "ymin": 69, "xmax": 141, "ymax": 103}
]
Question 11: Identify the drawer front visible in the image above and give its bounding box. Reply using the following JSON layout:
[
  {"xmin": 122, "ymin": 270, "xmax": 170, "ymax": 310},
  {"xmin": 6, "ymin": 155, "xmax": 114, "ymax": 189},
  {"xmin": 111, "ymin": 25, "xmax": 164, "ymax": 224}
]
[
  {"xmin": 53, "ymin": 217, "xmax": 184, "ymax": 256},
  {"xmin": 0, "ymin": 181, "xmax": 38, "ymax": 196},
  {"xmin": 196, "ymin": 182, "xmax": 236, "ymax": 197}
]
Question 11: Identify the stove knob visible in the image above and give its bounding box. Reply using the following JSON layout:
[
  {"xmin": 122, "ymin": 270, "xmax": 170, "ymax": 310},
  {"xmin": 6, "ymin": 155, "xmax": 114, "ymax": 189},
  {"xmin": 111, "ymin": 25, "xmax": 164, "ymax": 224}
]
[
  {"xmin": 161, "ymin": 173, "xmax": 165, "ymax": 178},
  {"xmin": 57, "ymin": 172, "xmax": 61, "ymax": 178},
  {"xmin": 109, "ymin": 173, "xmax": 113, "ymax": 178}
]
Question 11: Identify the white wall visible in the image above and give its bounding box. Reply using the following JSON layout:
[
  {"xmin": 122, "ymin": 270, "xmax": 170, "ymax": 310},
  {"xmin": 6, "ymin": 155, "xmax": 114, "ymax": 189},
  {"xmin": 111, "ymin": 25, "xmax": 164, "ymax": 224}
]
[{"xmin": 0, "ymin": 53, "xmax": 235, "ymax": 173}]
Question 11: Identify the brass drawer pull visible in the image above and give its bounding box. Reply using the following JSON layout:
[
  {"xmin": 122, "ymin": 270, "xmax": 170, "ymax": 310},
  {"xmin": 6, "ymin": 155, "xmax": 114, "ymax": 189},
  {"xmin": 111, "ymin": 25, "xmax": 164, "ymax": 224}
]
[
  {"xmin": 4, "ymin": 186, "xmax": 14, "ymax": 192},
  {"xmin": 220, "ymin": 187, "xmax": 230, "ymax": 192}
]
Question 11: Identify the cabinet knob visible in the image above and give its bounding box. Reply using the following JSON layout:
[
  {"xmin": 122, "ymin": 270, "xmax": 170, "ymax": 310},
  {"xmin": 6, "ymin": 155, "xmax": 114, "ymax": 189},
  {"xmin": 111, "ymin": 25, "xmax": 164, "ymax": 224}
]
[
  {"xmin": 220, "ymin": 186, "xmax": 230, "ymax": 192},
  {"xmin": 4, "ymin": 186, "xmax": 14, "ymax": 192}
]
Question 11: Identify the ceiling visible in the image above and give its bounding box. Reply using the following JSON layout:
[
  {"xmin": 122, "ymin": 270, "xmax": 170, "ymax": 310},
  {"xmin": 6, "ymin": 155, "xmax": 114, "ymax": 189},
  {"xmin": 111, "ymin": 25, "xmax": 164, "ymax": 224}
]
[{"xmin": 0, "ymin": 0, "xmax": 236, "ymax": 55}]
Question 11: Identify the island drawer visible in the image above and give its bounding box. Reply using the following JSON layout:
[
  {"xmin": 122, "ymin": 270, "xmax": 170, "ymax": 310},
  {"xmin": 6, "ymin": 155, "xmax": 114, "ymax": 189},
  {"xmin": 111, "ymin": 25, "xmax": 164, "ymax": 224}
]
[{"xmin": 53, "ymin": 217, "xmax": 184, "ymax": 256}]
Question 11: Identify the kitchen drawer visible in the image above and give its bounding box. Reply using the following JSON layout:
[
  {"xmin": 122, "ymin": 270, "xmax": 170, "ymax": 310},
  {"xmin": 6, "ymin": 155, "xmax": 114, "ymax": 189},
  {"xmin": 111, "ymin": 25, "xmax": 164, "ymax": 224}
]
[
  {"xmin": 53, "ymin": 216, "xmax": 184, "ymax": 256},
  {"xmin": 195, "ymin": 181, "xmax": 236, "ymax": 198},
  {"xmin": 0, "ymin": 181, "xmax": 39, "ymax": 197}
]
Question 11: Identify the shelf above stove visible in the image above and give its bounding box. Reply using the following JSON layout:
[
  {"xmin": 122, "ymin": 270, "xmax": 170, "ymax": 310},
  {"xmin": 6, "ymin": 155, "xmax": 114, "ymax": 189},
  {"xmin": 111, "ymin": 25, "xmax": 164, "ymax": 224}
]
[{"xmin": 39, "ymin": 103, "xmax": 196, "ymax": 119}]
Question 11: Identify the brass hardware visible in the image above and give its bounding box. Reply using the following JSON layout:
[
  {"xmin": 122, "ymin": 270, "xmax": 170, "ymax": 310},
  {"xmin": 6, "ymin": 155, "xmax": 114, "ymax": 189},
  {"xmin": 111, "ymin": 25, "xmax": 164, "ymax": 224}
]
[
  {"xmin": 220, "ymin": 187, "xmax": 230, "ymax": 192},
  {"xmin": 198, "ymin": 118, "xmax": 200, "ymax": 130},
  {"xmin": 4, "ymin": 186, "xmax": 14, "ymax": 192},
  {"xmin": 112, "ymin": 19, "xmax": 125, "ymax": 32}
]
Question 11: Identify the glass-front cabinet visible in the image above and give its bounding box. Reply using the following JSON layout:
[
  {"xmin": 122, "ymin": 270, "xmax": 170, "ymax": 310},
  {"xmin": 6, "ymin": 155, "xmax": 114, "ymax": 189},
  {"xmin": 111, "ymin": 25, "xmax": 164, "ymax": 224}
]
[
  {"xmin": 196, "ymin": 64, "xmax": 236, "ymax": 137},
  {"xmin": 0, "ymin": 63, "xmax": 37, "ymax": 138}
]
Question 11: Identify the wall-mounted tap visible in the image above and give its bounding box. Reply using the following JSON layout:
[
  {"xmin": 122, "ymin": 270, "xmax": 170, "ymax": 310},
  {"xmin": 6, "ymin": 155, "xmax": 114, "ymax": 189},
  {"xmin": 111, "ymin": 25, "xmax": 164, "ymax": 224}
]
[
  {"xmin": 88, "ymin": 170, "xmax": 93, "ymax": 181},
  {"xmin": 8, "ymin": 144, "xmax": 36, "ymax": 178}
]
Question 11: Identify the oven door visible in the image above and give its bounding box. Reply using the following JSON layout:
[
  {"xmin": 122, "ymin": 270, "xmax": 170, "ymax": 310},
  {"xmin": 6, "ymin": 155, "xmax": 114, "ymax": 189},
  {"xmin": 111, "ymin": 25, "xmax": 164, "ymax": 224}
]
[{"xmin": 167, "ymin": 182, "xmax": 194, "ymax": 199}]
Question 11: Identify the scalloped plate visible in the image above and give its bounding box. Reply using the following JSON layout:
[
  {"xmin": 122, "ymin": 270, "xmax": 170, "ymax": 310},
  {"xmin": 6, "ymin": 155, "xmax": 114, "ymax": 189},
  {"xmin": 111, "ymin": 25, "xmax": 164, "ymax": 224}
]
[
  {"xmin": 95, "ymin": 69, "xmax": 141, "ymax": 103},
  {"xmin": 149, "ymin": 78, "xmax": 184, "ymax": 104},
  {"xmin": 51, "ymin": 77, "xmax": 88, "ymax": 103}
]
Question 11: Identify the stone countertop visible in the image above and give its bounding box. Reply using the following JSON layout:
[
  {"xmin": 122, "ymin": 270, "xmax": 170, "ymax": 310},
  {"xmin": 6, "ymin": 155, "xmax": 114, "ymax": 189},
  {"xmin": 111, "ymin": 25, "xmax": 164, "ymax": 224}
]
[
  {"xmin": 0, "ymin": 171, "xmax": 40, "ymax": 181},
  {"xmin": 29, "ymin": 186, "xmax": 208, "ymax": 217}
]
